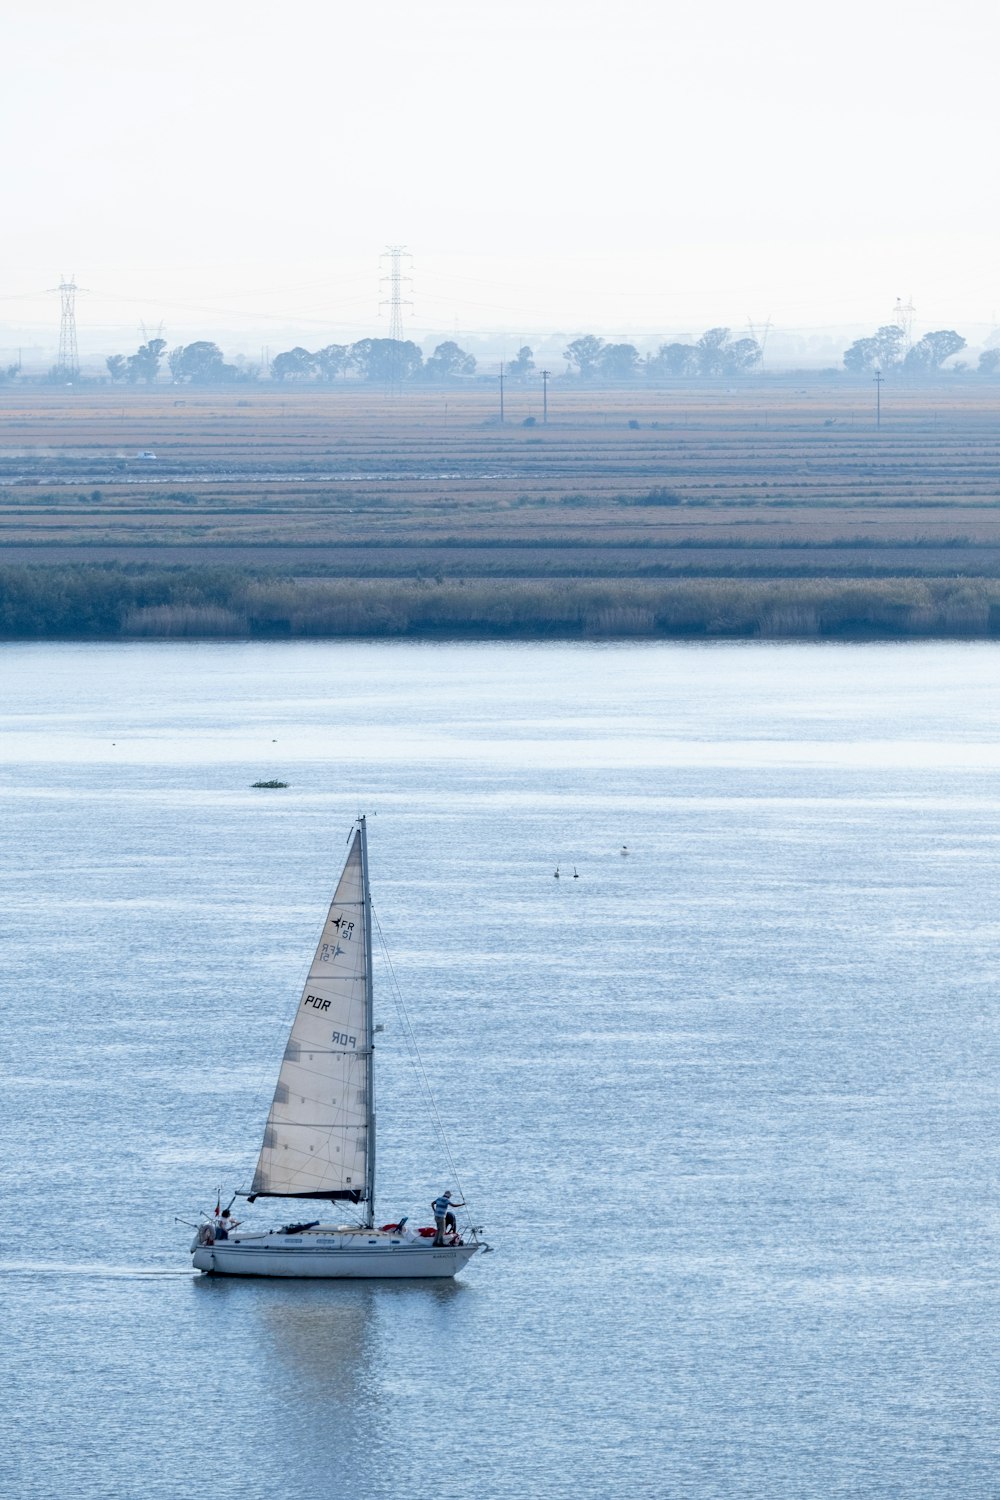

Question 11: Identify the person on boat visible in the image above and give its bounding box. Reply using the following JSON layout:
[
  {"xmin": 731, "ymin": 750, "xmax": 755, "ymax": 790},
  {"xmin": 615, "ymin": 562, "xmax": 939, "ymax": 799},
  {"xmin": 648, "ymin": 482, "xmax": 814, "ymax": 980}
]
[
  {"xmin": 431, "ymin": 1190, "xmax": 464, "ymax": 1246},
  {"xmin": 214, "ymin": 1208, "xmax": 240, "ymax": 1241}
]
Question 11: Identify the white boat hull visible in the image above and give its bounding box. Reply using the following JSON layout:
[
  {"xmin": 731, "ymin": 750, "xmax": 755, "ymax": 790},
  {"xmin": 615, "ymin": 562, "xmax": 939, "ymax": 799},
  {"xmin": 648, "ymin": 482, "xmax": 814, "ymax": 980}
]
[{"xmin": 192, "ymin": 1228, "xmax": 481, "ymax": 1279}]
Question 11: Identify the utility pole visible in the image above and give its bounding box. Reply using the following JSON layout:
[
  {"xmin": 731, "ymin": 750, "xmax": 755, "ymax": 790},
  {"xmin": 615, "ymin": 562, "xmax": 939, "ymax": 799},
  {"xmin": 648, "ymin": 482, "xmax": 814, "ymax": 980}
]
[
  {"xmin": 874, "ymin": 369, "xmax": 883, "ymax": 428},
  {"xmin": 541, "ymin": 369, "xmax": 550, "ymax": 424},
  {"xmin": 499, "ymin": 361, "xmax": 505, "ymax": 424}
]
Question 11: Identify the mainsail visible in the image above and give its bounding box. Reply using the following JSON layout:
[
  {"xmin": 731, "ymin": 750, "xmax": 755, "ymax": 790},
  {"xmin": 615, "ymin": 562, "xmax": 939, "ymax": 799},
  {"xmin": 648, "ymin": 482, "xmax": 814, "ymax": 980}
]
[{"xmin": 250, "ymin": 825, "xmax": 374, "ymax": 1206}]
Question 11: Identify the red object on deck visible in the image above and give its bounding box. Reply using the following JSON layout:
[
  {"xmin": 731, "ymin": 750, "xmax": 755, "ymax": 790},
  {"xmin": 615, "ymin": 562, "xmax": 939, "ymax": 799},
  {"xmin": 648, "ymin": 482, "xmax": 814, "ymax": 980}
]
[{"xmin": 417, "ymin": 1226, "xmax": 437, "ymax": 1238}]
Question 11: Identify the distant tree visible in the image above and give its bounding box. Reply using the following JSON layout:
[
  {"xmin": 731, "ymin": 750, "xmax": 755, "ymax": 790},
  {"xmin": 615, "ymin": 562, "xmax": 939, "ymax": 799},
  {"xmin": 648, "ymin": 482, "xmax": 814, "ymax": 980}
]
[
  {"xmin": 978, "ymin": 349, "xmax": 1000, "ymax": 375},
  {"xmin": 695, "ymin": 327, "xmax": 736, "ymax": 375},
  {"xmin": 843, "ymin": 336, "xmax": 880, "ymax": 373},
  {"xmin": 424, "ymin": 341, "xmax": 476, "ymax": 379},
  {"xmin": 563, "ymin": 335, "xmax": 605, "ymax": 379},
  {"xmin": 694, "ymin": 327, "xmax": 732, "ymax": 375},
  {"xmin": 875, "ymin": 326, "xmax": 907, "ymax": 368},
  {"xmin": 725, "ymin": 336, "xmax": 763, "ymax": 373},
  {"xmin": 506, "ymin": 345, "xmax": 535, "ymax": 380},
  {"xmin": 903, "ymin": 330, "xmax": 966, "ymax": 373},
  {"xmin": 126, "ymin": 337, "xmax": 167, "ymax": 384},
  {"xmin": 844, "ymin": 325, "xmax": 906, "ymax": 374},
  {"xmin": 168, "ymin": 341, "xmax": 236, "ymax": 383},
  {"xmin": 688, "ymin": 328, "xmax": 761, "ymax": 376},
  {"xmin": 647, "ymin": 341, "xmax": 698, "ymax": 377},
  {"xmin": 270, "ymin": 347, "xmax": 316, "ymax": 382},
  {"xmin": 349, "ymin": 338, "xmax": 423, "ymax": 382},
  {"xmin": 598, "ymin": 343, "xmax": 641, "ymax": 380},
  {"xmin": 314, "ymin": 344, "xmax": 349, "ymax": 381},
  {"xmin": 0, "ymin": 364, "xmax": 18, "ymax": 384},
  {"xmin": 106, "ymin": 354, "xmax": 128, "ymax": 382}
]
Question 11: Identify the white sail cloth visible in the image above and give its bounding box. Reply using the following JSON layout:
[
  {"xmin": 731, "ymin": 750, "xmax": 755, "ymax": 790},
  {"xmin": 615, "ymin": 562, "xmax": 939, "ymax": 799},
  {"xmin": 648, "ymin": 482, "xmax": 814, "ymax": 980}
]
[{"xmin": 251, "ymin": 830, "xmax": 371, "ymax": 1200}]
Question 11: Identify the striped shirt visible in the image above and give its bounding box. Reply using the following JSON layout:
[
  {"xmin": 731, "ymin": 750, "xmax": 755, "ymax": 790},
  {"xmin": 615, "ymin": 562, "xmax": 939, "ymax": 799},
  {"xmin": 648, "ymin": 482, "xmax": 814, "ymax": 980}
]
[{"xmin": 432, "ymin": 1196, "xmax": 452, "ymax": 1219}]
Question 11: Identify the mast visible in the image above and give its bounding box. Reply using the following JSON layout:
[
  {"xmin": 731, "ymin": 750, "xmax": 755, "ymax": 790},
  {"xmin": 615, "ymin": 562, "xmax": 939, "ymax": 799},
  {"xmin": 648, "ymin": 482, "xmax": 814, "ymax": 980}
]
[{"xmin": 359, "ymin": 814, "xmax": 376, "ymax": 1227}]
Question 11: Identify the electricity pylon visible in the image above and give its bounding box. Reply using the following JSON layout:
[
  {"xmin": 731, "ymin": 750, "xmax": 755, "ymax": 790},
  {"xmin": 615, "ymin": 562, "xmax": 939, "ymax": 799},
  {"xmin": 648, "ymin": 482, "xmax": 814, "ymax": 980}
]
[
  {"xmin": 379, "ymin": 245, "xmax": 413, "ymax": 392},
  {"xmin": 49, "ymin": 274, "xmax": 85, "ymax": 377}
]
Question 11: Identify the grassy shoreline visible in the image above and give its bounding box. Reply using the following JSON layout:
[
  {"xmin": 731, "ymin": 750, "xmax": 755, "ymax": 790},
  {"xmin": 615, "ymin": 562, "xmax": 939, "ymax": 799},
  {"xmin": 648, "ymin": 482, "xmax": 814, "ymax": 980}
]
[{"xmin": 3, "ymin": 564, "xmax": 1000, "ymax": 640}]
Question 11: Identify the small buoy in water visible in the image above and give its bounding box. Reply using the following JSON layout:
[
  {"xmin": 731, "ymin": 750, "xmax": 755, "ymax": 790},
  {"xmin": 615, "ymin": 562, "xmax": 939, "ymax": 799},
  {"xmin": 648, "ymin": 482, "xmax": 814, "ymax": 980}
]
[
  {"xmin": 620, "ymin": 845, "xmax": 629, "ymax": 855},
  {"xmin": 573, "ymin": 867, "xmax": 579, "ymax": 879},
  {"xmin": 554, "ymin": 867, "xmax": 560, "ymax": 879}
]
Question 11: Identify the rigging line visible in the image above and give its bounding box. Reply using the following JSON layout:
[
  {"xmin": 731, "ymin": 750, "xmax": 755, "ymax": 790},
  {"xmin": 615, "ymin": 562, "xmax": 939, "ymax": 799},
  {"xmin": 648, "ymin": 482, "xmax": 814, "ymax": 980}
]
[
  {"xmin": 371, "ymin": 904, "xmax": 476, "ymax": 1239},
  {"xmin": 370, "ymin": 912, "xmax": 436, "ymax": 1111}
]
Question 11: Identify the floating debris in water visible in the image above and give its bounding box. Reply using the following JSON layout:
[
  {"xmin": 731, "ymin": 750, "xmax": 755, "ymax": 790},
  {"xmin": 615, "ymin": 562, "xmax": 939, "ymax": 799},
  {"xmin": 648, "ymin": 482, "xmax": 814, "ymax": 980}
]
[{"xmin": 251, "ymin": 779, "xmax": 289, "ymax": 789}]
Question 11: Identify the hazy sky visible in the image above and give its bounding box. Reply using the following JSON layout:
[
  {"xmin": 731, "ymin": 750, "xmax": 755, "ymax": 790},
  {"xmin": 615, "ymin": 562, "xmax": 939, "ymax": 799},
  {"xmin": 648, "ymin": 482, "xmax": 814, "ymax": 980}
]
[{"xmin": 3, "ymin": 0, "xmax": 999, "ymax": 353}]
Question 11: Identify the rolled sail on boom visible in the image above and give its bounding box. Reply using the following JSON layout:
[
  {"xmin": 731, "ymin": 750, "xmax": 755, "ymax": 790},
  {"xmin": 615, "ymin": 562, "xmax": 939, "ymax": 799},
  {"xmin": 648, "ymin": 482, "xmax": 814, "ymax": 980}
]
[{"xmin": 250, "ymin": 827, "xmax": 373, "ymax": 1203}]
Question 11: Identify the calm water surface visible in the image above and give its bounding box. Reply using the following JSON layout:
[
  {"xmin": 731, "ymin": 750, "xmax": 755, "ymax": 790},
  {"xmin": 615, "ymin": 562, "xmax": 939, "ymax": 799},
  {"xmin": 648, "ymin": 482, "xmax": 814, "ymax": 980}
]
[{"xmin": 2, "ymin": 640, "xmax": 1000, "ymax": 1498}]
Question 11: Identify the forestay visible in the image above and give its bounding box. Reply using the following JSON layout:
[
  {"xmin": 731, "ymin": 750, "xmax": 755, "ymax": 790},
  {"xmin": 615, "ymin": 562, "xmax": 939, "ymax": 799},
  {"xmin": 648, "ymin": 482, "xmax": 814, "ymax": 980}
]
[{"xmin": 250, "ymin": 829, "xmax": 371, "ymax": 1201}]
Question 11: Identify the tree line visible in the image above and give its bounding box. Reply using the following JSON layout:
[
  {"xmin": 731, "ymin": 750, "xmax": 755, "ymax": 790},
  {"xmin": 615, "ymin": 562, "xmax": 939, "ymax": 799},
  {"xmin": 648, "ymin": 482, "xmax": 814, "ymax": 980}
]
[
  {"xmin": 265, "ymin": 329, "xmax": 765, "ymax": 383},
  {"xmin": 7, "ymin": 322, "xmax": 997, "ymax": 387},
  {"xmin": 104, "ymin": 338, "xmax": 249, "ymax": 385},
  {"xmin": 563, "ymin": 328, "xmax": 763, "ymax": 379},
  {"xmin": 841, "ymin": 325, "xmax": 1000, "ymax": 375},
  {"xmin": 95, "ymin": 328, "xmax": 765, "ymax": 385},
  {"xmin": 843, "ymin": 326, "xmax": 969, "ymax": 373},
  {"xmin": 268, "ymin": 338, "xmax": 488, "ymax": 383},
  {"xmin": 97, "ymin": 335, "xmax": 491, "ymax": 385}
]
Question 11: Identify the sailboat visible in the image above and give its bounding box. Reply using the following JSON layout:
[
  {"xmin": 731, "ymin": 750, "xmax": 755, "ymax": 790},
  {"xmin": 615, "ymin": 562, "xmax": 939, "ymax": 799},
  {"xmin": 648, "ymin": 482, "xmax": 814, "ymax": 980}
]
[{"xmin": 190, "ymin": 816, "xmax": 484, "ymax": 1279}]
